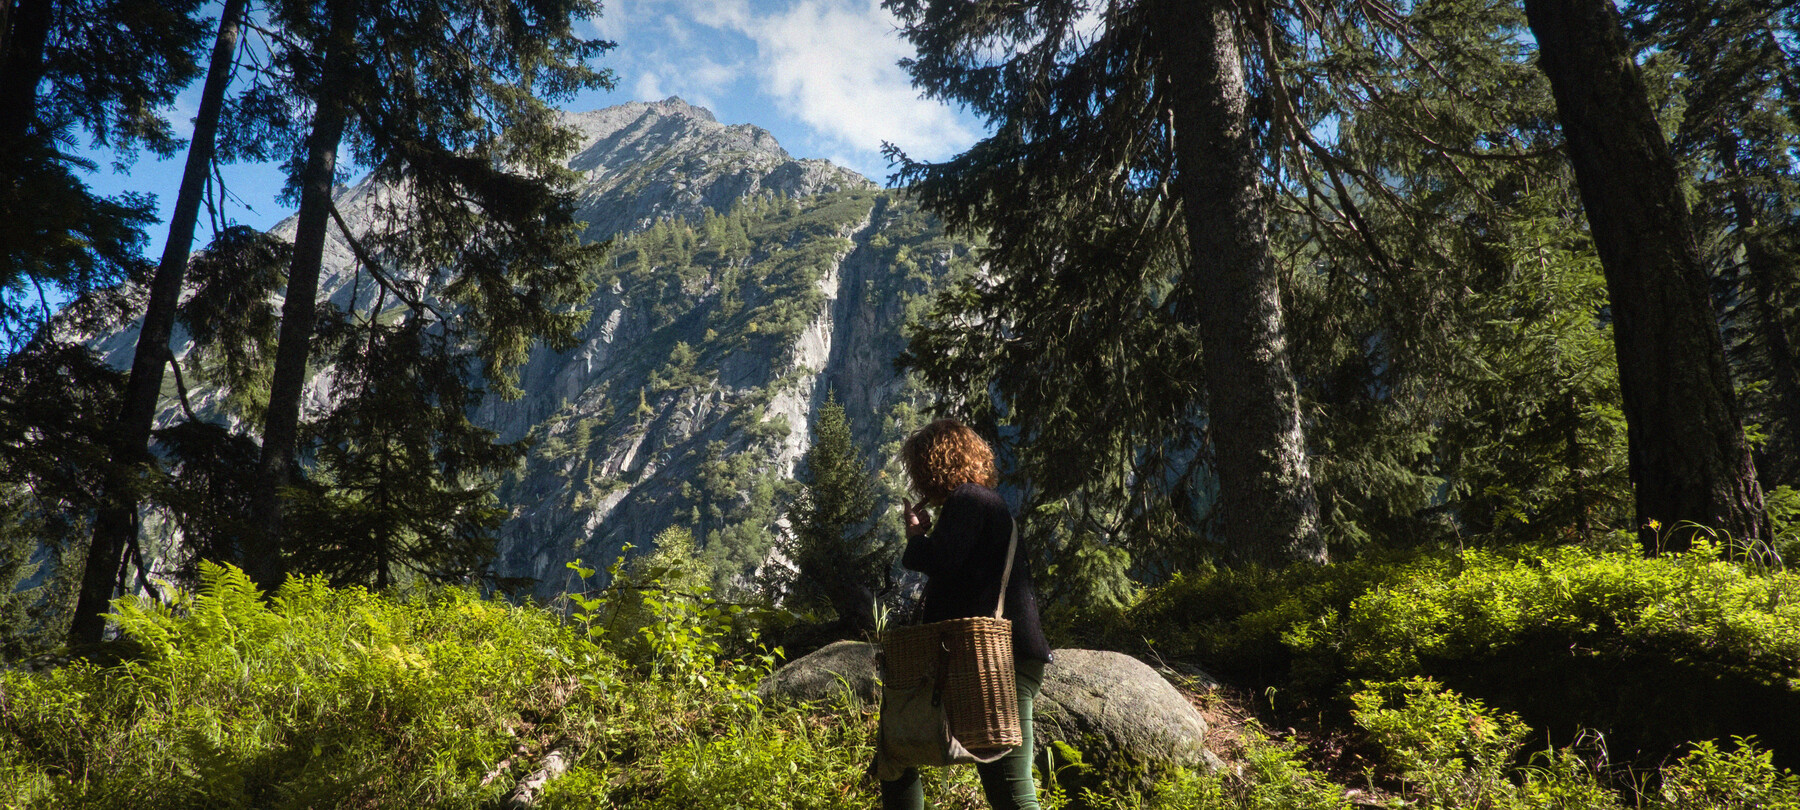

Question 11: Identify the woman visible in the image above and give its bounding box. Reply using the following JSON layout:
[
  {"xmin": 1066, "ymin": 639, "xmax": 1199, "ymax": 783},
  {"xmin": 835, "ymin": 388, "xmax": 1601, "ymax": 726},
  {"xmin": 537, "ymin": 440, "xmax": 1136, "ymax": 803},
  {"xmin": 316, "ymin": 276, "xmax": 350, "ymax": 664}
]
[{"xmin": 884, "ymin": 418, "xmax": 1053, "ymax": 810}]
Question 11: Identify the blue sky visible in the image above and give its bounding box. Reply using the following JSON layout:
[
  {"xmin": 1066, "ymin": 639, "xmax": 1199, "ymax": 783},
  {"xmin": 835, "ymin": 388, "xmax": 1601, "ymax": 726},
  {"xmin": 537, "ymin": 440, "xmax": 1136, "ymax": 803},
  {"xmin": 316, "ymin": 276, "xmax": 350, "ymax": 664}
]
[{"xmin": 79, "ymin": 0, "xmax": 987, "ymax": 258}]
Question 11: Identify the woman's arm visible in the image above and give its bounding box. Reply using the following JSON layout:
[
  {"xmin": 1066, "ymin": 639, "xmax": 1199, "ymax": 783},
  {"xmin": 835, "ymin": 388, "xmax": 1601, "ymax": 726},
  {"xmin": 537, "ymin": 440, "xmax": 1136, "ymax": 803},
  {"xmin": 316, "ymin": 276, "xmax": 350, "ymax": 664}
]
[{"xmin": 900, "ymin": 489, "xmax": 982, "ymax": 575}]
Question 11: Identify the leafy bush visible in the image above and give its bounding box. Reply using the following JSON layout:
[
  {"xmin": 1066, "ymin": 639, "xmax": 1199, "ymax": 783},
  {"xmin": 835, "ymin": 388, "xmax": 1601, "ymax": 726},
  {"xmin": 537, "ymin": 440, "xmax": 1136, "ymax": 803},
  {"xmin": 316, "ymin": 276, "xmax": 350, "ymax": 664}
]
[
  {"xmin": 1351, "ymin": 678, "xmax": 1618, "ymax": 809},
  {"xmin": 1124, "ymin": 729, "xmax": 1350, "ymax": 810},
  {"xmin": 11, "ymin": 552, "xmax": 1800, "ymax": 809},
  {"xmin": 541, "ymin": 709, "xmax": 877, "ymax": 810},
  {"xmin": 564, "ymin": 525, "xmax": 779, "ymax": 690},
  {"xmin": 1062, "ymin": 676, "xmax": 1800, "ymax": 810},
  {"xmin": 1659, "ymin": 738, "xmax": 1800, "ymax": 808},
  {"xmin": 1352, "ymin": 678, "xmax": 1534, "ymax": 807},
  {"xmin": 1124, "ymin": 543, "xmax": 1800, "ymax": 767},
  {"xmin": 1301, "ymin": 543, "xmax": 1800, "ymax": 684},
  {"xmin": 1, "ymin": 562, "xmax": 604, "ymax": 808}
]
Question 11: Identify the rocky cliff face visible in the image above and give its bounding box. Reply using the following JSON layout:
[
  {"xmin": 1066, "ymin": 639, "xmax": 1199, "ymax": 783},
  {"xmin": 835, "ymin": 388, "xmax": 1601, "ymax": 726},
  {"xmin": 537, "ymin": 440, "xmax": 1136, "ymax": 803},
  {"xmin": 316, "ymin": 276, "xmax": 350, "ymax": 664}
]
[
  {"xmin": 476, "ymin": 99, "xmax": 979, "ymax": 598},
  {"xmin": 113, "ymin": 97, "xmax": 976, "ymax": 598}
]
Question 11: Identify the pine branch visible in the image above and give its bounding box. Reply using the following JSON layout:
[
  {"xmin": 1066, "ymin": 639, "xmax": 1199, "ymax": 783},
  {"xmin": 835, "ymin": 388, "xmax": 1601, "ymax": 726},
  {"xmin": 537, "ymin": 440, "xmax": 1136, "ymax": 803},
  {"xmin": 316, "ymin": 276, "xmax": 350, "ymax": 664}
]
[
  {"xmin": 165, "ymin": 354, "xmax": 202, "ymax": 423},
  {"xmin": 326, "ymin": 199, "xmax": 447, "ymax": 321}
]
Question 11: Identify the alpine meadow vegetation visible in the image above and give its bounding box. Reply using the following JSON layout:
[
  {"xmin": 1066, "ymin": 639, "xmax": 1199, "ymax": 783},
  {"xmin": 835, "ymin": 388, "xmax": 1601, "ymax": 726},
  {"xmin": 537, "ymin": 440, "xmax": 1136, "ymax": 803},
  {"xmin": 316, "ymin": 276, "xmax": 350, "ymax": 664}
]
[{"xmin": 7, "ymin": 553, "xmax": 1800, "ymax": 808}]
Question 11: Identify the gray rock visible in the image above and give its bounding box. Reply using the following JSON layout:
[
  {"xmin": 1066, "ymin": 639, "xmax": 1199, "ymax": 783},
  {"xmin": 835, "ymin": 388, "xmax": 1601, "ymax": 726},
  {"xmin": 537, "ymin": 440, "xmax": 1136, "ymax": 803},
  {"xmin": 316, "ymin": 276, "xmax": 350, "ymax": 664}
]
[
  {"xmin": 757, "ymin": 640, "xmax": 880, "ymax": 707},
  {"xmin": 758, "ymin": 644, "xmax": 1214, "ymax": 779},
  {"xmin": 1036, "ymin": 649, "xmax": 1212, "ymax": 775}
]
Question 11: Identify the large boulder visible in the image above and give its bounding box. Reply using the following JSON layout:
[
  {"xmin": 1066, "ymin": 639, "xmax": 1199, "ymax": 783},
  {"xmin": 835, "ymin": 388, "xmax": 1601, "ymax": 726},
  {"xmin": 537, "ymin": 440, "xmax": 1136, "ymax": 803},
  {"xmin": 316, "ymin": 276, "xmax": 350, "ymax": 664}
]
[
  {"xmin": 1034, "ymin": 649, "xmax": 1216, "ymax": 782},
  {"xmin": 758, "ymin": 644, "xmax": 1214, "ymax": 781},
  {"xmin": 756, "ymin": 640, "xmax": 881, "ymax": 707}
]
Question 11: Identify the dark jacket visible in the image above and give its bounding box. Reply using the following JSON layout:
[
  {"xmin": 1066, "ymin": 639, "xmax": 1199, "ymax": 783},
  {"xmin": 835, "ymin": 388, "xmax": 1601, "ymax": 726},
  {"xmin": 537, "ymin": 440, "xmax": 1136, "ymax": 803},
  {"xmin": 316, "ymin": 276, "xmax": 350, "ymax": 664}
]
[{"xmin": 900, "ymin": 482, "xmax": 1052, "ymax": 662}]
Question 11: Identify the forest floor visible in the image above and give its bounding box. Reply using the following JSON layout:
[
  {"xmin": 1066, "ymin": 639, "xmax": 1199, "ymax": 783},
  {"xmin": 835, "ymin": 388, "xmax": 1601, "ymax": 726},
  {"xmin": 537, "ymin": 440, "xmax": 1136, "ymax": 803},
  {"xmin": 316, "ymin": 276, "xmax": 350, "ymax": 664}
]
[{"xmin": 1178, "ymin": 671, "xmax": 1400, "ymax": 809}]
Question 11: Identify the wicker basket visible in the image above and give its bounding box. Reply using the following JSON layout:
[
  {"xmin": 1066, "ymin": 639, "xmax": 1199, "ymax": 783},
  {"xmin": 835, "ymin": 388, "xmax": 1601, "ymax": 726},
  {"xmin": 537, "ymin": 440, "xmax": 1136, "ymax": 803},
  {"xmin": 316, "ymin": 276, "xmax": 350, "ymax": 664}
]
[{"xmin": 880, "ymin": 617, "xmax": 1021, "ymax": 750}]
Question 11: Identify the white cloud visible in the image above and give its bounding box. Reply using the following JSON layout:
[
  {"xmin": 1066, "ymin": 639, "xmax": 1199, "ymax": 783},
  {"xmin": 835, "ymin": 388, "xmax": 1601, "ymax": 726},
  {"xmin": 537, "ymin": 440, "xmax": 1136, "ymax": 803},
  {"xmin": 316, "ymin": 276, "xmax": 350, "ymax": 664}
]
[
  {"xmin": 744, "ymin": 0, "xmax": 975, "ymax": 159},
  {"xmin": 587, "ymin": 12, "xmax": 623, "ymax": 43},
  {"xmin": 633, "ymin": 71, "xmax": 667, "ymax": 101},
  {"xmin": 594, "ymin": 0, "xmax": 980, "ymax": 177},
  {"xmin": 169, "ymin": 83, "xmax": 204, "ymax": 135},
  {"xmin": 682, "ymin": 0, "xmax": 752, "ymax": 31}
]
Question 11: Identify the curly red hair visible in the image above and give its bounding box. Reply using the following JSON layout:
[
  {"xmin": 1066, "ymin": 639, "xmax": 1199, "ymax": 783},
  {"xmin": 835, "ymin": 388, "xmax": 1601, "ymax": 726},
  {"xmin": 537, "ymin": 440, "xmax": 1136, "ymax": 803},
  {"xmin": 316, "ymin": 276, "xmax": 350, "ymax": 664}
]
[{"xmin": 901, "ymin": 418, "xmax": 997, "ymax": 504}]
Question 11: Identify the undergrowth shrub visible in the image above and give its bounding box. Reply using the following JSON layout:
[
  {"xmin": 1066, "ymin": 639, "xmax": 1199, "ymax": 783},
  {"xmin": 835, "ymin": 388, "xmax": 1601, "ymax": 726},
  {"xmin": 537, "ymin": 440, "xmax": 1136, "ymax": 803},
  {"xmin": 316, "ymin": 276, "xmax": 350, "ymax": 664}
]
[
  {"xmin": 539, "ymin": 706, "xmax": 880, "ymax": 810},
  {"xmin": 1123, "ymin": 728, "xmax": 1350, "ymax": 810},
  {"xmin": 1, "ymin": 562, "xmax": 603, "ymax": 808},
  {"xmin": 1300, "ymin": 543, "xmax": 1800, "ymax": 686},
  {"xmin": 1351, "ymin": 678, "xmax": 1616, "ymax": 809},
  {"xmin": 1345, "ymin": 678, "xmax": 1799, "ymax": 809},
  {"xmin": 12, "ymin": 547, "xmax": 1800, "ymax": 809},
  {"xmin": 1659, "ymin": 738, "xmax": 1800, "ymax": 808},
  {"xmin": 1768, "ymin": 485, "xmax": 1800, "ymax": 563},
  {"xmin": 565, "ymin": 526, "xmax": 778, "ymax": 680},
  {"xmin": 1125, "ymin": 543, "xmax": 1800, "ymax": 767}
]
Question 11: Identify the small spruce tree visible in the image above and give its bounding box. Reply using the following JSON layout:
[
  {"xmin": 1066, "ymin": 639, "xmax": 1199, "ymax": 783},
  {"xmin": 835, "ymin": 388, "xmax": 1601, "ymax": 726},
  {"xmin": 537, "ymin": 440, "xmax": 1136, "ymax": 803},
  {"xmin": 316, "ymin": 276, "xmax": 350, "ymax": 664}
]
[{"xmin": 778, "ymin": 393, "xmax": 886, "ymax": 636}]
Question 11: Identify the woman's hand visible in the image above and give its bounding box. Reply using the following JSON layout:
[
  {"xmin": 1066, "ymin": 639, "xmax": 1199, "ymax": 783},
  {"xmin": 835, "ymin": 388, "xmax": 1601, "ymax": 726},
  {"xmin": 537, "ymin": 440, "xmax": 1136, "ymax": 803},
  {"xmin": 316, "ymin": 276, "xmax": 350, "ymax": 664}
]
[{"xmin": 902, "ymin": 497, "xmax": 933, "ymax": 538}]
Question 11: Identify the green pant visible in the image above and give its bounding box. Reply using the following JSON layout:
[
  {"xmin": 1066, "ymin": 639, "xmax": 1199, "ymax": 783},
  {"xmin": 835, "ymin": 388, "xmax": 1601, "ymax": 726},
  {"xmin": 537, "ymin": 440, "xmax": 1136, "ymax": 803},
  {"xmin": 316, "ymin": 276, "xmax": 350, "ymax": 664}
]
[{"xmin": 880, "ymin": 658, "xmax": 1046, "ymax": 810}]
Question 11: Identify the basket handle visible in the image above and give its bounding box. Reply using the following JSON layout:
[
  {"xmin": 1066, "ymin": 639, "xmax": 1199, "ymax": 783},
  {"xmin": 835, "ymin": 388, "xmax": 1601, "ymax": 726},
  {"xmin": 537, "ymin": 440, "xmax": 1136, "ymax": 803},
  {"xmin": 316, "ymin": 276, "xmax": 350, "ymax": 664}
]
[{"xmin": 993, "ymin": 518, "xmax": 1017, "ymax": 619}]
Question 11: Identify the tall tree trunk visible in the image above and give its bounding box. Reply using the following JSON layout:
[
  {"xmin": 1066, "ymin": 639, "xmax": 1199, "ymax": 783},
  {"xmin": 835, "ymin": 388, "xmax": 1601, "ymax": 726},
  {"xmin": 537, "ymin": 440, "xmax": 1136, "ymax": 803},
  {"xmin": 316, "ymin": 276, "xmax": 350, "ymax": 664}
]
[
  {"xmin": 67, "ymin": 0, "xmax": 249, "ymax": 647},
  {"xmin": 1153, "ymin": 0, "xmax": 1324, "ymax": 566},
  {"xmin": 1525, "ymin": 0, "xmax": 1766, "ymax": 553},
  {"xmin": 0, "ymin": 0, "xmax": 50, "ymax": 144},
  {"xmin": 246, "ymin": 16, "xmax": 354, "ymax": 590}
]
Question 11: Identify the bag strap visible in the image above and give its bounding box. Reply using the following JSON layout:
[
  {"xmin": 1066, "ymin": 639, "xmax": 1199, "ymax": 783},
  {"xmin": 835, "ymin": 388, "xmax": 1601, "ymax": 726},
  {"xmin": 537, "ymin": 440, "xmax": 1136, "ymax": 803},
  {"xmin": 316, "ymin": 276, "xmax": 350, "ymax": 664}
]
[{"xmin": 993, "ymin": 517, "xmax": 1017, "ymax": 619}]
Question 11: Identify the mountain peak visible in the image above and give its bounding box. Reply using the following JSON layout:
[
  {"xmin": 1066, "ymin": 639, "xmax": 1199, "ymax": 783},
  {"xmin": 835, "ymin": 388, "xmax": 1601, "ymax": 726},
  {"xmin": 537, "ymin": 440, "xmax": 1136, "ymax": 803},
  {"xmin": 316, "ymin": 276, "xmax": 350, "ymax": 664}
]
[
  {"xmin": 652, "ymin": 95, "xmax": 716, "ymax": 122},
  {"xmin": 559, "ymin": 99, "xmax": 874, "ymax": 241}
]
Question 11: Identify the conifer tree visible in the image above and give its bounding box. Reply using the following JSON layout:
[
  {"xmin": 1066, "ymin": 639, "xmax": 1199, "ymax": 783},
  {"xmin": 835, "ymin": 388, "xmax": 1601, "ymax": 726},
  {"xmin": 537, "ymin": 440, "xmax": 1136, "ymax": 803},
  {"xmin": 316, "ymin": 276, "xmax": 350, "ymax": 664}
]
[
  {"xmin": 778, "ymin": 394, "xmax": 886, "ymax": 634},
  {"xmin": 1627, "ymin": 0, "xmax": 1800, "ymax": 489},
  {"xmin": 1270, "ymin": 0, "xmax": 1631, "ymax": 547},
  {"xmin": 74, "ymin": 0, "xmax": 252, "ymax": 648},
  {"xmin": 0, "ymin": 343, "xmax": 123, "ymax": 648},
  {"xmin": 885, "ymin": 0, "xmax": 1323, "ymax": 567},
  {"xmin": 1525, "ymin": 0, "xmax": 1768, "ymax": 551},
  {"xmin": 2, "ymin": 0, "xmax": 213, "ymax": 645},
  {"xmin": 236, "ymin": 0, "xmax": 615, "ymax": 589},
  {"xmin": 891, "ymin": 0, "xmax": 1638, "ymax": 569},
  {"xmin": 283, "ymin": 310, "xmax": 515, "ymax": 589},
  {"xmin": 0, "ymin": 0, "xmax": 207, "ymax": 348}
]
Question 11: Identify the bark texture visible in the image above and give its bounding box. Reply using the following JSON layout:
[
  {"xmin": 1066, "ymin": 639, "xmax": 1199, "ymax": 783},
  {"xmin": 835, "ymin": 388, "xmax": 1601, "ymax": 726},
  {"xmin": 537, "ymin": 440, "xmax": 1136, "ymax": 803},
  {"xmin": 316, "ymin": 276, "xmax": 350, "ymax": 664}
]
[
  {"xmin": 70, "ymin": 0, "xmax": 248, "ymax": 647},
  {"xmin": 1525, "ymin": 0, "xmax": 1766, "ymax": 552},
  {"xmin": 1154, "ymin": 0, "xmax": 1324, "ymax": 566}
]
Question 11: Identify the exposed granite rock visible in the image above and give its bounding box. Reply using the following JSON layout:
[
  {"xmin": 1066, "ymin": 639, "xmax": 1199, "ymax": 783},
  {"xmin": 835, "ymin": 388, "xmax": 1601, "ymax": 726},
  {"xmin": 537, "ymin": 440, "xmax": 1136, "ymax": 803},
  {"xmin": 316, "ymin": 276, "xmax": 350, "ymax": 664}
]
[
  {"xmin": 1034, "ymin": 649, "xmax": 1214, "ymax": 774},
  {"xmin": 756, "ymin": 640, "xmax": 880, "ymax": 707},
  {"xmin": 559, "ymin": 97, "xmax": 872, "ymax": 242}
]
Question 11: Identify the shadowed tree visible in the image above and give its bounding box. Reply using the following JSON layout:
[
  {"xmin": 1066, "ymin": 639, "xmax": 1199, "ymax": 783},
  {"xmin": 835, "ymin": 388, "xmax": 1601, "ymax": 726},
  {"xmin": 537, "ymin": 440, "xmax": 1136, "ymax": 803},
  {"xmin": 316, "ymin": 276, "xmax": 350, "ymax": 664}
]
[
  {"xmin": 0, "ymin": 0, "xmax": 222, "ymax": 646},
  {"xmin": 1, "ymin": 0, "xmax": 207, "ymax": 350},
  {"xmin": 889, "ymin": 0, "xmax": 1643, "ymax": 577},
  {"xmin": 885, "ymin": 0, "xmax": 1323, "ymax": 568},
  {"xmin": 1627, "ymin": 0, "xmax": 1800, "ymax": 491},
  {"xmin": 72, "ymin": 0, "xmax": 253, "ymax": 648},
  {"xmin": 282, "ymin": 310, "xmax": 515, "ymax": 589},
  {"xmin": 238, "ymin": 0, "xmax": 615, "ymax": 590},
  {"xmin": 1525, "ymin": 0, "xmax": 1767, "ymax": 552},
  {"xmin": 0, "ymin": 343, "xmax": 123, "ymax": 649}
]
